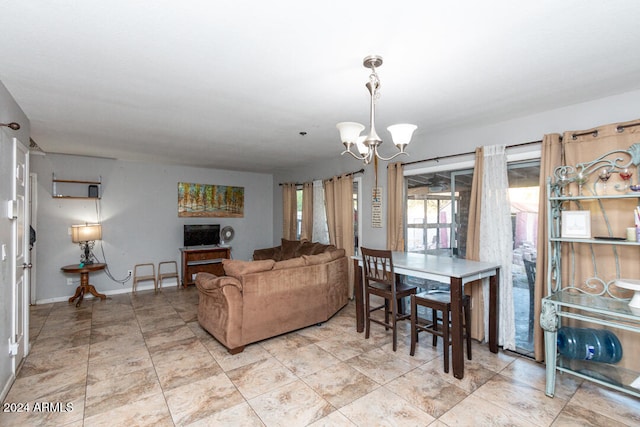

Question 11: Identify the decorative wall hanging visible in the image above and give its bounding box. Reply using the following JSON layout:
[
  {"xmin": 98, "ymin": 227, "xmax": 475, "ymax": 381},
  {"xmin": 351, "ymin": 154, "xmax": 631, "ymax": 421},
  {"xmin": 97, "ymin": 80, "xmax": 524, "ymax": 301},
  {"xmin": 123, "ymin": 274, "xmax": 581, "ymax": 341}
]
[
  {"xmin": 371, "ymin": 187, "xmax": 383, "ymax": 228},
  {"xmin": 178, "ymin": 182, "xmax": 244, "ymax": 218}
]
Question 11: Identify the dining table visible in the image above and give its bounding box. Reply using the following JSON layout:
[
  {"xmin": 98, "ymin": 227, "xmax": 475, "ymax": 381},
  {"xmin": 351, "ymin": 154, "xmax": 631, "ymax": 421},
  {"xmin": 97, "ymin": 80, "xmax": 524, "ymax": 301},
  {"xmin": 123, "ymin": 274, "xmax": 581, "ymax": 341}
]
[{"xmin": 353, "ymin": 251, "xmax": 500, "ymax": 379}]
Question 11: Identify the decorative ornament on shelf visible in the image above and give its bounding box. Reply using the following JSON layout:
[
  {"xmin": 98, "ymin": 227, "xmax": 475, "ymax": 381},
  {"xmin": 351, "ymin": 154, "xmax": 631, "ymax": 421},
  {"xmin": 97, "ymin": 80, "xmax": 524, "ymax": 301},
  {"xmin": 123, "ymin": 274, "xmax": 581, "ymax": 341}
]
[
  {"xmin": 615, "ymin": 279, "xmax": 640, "ymax": 314},
  {"xmin": 551, "ymin": 143, "xmax": 640, "ymax": 197}
]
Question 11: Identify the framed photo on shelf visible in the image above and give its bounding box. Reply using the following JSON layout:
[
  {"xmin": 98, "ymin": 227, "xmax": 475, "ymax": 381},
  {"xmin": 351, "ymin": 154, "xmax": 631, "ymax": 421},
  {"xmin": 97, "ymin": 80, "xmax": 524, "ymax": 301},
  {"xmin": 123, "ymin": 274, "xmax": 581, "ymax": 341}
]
[{"xmin": 561, "ymin": 210, "xmax": 591, "ymax": 238}]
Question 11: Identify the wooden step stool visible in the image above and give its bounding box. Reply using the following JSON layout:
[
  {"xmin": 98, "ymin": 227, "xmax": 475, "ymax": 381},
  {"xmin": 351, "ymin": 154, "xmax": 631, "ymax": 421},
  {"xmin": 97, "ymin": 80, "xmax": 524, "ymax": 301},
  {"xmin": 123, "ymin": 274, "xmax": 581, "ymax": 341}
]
[
  {"xmin": 157, "ymin": 261, "xmax": 179, "ymax": 290},
  {"xmin": 132, "ymin": 263, "xmax": 156, "ymax": 293}
]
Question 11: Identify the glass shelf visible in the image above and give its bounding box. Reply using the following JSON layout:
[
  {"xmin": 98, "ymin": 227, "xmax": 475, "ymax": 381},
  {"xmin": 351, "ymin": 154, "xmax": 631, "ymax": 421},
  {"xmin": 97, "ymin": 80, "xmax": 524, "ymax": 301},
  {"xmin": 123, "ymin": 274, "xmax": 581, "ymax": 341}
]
[
  {"xmin": 546, "ymin": 291, "xmax": 640, "ymax": 321},
  {"xmin": 550, "ymin": 193, "xmax": 640, "ymax": 201},
  {"xmin": 557, "ymin": 356, "xmax": 640, "ymax": 398},
  {"xmin": 549, "ymin": 237, "xmax": 640, "ymax": 246}
]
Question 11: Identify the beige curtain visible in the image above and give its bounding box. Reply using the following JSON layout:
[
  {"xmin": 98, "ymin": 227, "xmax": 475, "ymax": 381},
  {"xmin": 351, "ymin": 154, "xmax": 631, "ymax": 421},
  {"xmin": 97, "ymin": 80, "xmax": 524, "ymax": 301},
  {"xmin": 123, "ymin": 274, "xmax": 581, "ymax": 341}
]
[
  {"xmin": 466, "ymin": 147, "xmax": 485, "ymax": 340},
  {"xmin": 324, "ymin": 179, "xmax": 336, "ymax": 245},
  {"xmin": 387, "ymin": 162, "xmax": 405, "ymax": 251},
  {"xmin": 324, "ymin": 174, "xmax": 355, "ymax": 297},
  {"xmin": 533, "ymin": 133, "xmax": 563, "ymax": 361},
  {"xmin": 300, "ymin": 182, "xmax": 313, "ymax": 241},
  {"xmin": 282, "ymin": 183, "xmax": 297, "ymax": 240}
]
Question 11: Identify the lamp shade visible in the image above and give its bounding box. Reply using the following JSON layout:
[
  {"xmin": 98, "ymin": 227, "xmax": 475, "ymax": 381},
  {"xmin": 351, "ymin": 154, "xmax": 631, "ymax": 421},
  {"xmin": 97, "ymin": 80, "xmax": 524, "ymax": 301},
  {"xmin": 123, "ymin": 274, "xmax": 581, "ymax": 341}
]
[
  {"xmin": 71, "ymin": 224, "xmax": 102, "ymax": 243},
  {"xmin": 387, "ymin": 124, "xmax": 417, "ymax": 146},
  {"xmin": 336, "ymin": 122, "xmax": 365, "ymax": 144}
]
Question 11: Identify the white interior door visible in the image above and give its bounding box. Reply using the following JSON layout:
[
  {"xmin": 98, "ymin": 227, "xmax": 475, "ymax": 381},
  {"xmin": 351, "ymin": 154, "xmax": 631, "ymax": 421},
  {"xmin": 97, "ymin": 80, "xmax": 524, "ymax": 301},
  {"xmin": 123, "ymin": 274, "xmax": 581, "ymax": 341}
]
[
  {"xmin": 29, "ymin": 172, "xmax": 37, "ymax": 305},
  {"xmin": 10, "ymin": 137, "xmax": 29, "ymax": 368}
]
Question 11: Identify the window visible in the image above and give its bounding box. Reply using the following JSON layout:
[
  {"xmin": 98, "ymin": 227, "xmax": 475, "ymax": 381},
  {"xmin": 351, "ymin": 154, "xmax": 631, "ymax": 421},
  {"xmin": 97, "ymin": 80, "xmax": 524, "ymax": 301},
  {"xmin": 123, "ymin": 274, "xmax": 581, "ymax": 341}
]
[
  {"xmin": 296, "ymin": 178, "xmax": 360, "ymax": 253},
  {"xmin": 406, "ymin": 169, "xmax": 474, "ymax": 257},
  {"xmin": 353, "ymin": 177, "xmax": 361, "ymax": 255},
  {"xmin": 296, "ymin": 188, "xmax": 303, "ymax": 240}
]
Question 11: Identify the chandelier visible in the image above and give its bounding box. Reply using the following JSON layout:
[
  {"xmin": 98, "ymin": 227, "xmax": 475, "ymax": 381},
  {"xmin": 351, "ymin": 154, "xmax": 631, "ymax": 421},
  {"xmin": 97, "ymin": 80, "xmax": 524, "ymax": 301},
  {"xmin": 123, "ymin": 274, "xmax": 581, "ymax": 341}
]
[{"xmin": 337, "ymin": 55, "xmax": 417, "ymax": 165}]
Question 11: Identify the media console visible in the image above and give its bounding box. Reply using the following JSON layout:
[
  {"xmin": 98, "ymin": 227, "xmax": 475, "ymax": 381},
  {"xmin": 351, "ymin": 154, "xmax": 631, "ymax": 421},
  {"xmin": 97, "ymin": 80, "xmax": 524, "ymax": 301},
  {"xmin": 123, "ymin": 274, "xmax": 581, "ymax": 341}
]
[{"xmin": 180, "ymin": 246, "xmax": 231, "ymax": 287}]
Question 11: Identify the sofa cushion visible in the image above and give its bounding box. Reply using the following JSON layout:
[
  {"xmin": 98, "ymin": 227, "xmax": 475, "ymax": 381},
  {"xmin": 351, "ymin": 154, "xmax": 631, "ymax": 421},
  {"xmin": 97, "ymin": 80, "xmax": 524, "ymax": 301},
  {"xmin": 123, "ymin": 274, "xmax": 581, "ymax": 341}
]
[
  {"xmin": 280, "ymin": 239, "xmax": 302, "ymax": 260},
  {"xmin": 329, "ymin": 248, "xmax": 346, "ymax": 260},
  {"xmin": 302, "ymin": 252, "xmax": 333, "ymax": 266},
  {"xmin": 223, "ymin": 259, "xmax": 275, "ymax": 278},
  {"xmin": 272, "ymin": 257, "xmax": 306, "ymax": 270},
  {"xmin": 195, "ymin": 273, "xmax": 242, "ymax": 293}
]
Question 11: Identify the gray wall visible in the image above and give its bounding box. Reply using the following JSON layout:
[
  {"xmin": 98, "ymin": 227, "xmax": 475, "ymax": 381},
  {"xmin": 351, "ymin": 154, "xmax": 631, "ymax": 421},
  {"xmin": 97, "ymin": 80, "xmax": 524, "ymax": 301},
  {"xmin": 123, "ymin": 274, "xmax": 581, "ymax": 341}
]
[
  {"xmin": 273, "ymin": 89, "xmax": 640, "ymax": 250},
  {"xmin": 0, "ymin": 81, "xmax": 30, "ymax": 399},
  {"xmin": 30, "ymin": 154, "xmax": 273, "ymax": 302}
]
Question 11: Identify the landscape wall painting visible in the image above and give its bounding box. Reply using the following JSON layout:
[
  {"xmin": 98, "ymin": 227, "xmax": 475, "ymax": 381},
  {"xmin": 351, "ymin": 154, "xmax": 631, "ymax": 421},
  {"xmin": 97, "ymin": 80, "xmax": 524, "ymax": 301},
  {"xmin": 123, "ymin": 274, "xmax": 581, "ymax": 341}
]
[{"xmin": 178, "ymin": 182, "xmax": 244, "ymax": 218}]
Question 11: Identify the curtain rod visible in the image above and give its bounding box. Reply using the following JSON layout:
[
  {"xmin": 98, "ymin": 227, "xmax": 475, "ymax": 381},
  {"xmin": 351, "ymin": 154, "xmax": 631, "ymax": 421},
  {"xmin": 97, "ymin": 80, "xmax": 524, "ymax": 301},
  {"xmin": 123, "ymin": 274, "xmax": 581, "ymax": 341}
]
[
  {"xmin": 279, "ymin": 168, "xmax": 365, "ymax": 187},
  {"xmin": 399, "ymin": 139, "xmax": 543, "ymax": 167},
  {"xmin": 571, "ymin": 122, "xmax": 640, "ymax": 140}
]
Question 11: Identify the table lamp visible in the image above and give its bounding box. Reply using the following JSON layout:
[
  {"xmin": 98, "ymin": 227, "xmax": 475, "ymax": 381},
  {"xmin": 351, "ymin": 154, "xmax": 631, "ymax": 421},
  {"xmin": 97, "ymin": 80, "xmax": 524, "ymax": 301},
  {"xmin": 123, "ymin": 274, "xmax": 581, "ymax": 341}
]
[{"xmin": 71, "ymin": 223, "xmax": 102, "ymax": 265}]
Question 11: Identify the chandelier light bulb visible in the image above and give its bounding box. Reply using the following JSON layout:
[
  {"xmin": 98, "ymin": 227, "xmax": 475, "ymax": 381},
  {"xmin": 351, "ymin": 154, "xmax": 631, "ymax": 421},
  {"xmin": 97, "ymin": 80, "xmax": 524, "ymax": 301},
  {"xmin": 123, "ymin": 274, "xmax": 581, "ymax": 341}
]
[{"xmin": 355, "ymin": 135, "xmax": 368, "ymax": 156}]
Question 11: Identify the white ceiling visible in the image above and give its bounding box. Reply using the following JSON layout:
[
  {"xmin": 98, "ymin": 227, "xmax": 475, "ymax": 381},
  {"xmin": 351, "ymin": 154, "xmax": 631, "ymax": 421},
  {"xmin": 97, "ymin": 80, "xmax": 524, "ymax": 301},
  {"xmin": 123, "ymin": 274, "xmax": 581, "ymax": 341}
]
[{"xmin": 2, "ymin": 1, "xmax": 640, "ymax": 173}]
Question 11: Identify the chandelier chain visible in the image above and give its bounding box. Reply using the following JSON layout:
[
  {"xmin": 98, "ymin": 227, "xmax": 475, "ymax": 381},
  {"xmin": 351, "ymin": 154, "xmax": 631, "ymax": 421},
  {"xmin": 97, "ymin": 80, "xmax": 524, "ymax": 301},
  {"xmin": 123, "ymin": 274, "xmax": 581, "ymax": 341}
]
[{"xmin": 369, "ymin": 72, "xmax": 381, "ymax": 103}]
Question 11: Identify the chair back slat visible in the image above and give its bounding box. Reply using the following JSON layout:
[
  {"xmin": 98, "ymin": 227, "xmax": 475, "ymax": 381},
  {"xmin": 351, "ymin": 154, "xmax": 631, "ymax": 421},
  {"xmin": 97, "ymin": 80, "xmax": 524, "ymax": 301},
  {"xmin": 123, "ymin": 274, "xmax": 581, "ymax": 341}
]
[{"xmin": 362, "ymin": 248, "xmax": 394, "ymax": 281}]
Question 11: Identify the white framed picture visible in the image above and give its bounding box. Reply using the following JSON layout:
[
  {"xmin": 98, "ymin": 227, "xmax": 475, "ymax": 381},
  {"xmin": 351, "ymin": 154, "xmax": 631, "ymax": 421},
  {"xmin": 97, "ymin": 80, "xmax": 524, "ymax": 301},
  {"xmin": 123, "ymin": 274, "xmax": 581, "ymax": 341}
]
[{"xmin": 561, "ymin": 210, "xmax": 591, "ymax": 238}]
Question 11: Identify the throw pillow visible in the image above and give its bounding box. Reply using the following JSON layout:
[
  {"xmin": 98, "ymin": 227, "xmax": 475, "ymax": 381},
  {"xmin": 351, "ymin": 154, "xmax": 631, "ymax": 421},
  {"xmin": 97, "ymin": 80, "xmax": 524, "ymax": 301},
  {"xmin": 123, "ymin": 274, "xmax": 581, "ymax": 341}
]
[
  {"xmin": 280, "ymin": 238, "xmax": 302, "ymax": 260},
  {"xmin": 253, "ymin": 246, "xmax": 282, "ymax": 261},
  {"xmin": 223, "ymin": 259, "xmax": 275, "ymax": 278},
  {"xmin": 295, "ymin": 240, "xmax": 317, "ymax": 257}
]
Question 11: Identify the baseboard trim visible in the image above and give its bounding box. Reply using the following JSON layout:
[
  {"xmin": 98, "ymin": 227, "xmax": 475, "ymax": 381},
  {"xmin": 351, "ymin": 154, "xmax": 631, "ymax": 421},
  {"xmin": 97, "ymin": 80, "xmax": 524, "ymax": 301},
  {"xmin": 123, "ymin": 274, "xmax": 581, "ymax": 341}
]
[
  {"xmin": 0, "ymin": 371, "xmax": 16, "ymax": 403},
  {"xmin": 34, "ymin": 279, "xmax": 180, "ymax": 305}
]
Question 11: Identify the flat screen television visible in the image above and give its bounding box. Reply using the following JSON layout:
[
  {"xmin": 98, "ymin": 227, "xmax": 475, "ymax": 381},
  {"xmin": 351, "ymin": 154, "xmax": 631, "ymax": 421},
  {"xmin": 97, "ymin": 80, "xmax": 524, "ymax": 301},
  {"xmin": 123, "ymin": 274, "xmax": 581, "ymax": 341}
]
[{"xmin": 183, "ymin": 224, "xmax": 220, "ymax": 247}]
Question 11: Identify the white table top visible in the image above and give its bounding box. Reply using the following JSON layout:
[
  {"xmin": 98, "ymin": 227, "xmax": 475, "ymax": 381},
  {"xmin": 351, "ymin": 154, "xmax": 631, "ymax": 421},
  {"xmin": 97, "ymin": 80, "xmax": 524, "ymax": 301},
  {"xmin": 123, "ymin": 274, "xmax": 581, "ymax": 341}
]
[{"xmin": 355, "ymin": 251, "xmax": 500, "ymax": 285}]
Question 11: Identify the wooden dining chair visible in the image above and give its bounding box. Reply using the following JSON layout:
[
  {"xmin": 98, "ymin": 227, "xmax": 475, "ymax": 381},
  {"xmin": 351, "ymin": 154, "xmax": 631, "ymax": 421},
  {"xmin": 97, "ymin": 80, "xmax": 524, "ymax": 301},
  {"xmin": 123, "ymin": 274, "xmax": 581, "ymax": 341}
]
[
  {"xmin": 410, "ymin": 290, "xmax": 472, "ymax": 373},
  {"xmin": 361, "ymin": 247, "xmax": 417, "ymax": 351},
  {"xmin": 523, "ymin": 259, "xmax": 536, "ymax": 342}
]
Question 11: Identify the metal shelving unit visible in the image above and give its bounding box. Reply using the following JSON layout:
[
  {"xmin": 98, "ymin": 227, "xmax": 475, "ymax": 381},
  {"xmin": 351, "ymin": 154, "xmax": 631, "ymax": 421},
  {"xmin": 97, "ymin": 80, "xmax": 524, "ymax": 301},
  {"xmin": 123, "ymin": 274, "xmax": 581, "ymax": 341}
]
[{"xmin": 541, "ymin": 144, "xmax": 640, "ymax": 398}]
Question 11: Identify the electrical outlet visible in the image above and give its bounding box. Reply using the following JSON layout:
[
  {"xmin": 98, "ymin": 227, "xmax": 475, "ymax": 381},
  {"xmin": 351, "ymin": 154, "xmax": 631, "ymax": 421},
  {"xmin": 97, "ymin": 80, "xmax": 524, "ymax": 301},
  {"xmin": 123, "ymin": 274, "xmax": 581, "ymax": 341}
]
[
  {"xmin": 127, "ymin": 270, "xmax": 133, "ymax": 277},
  {"xmin": 66, "ymin": 278, "xmax": 73, "ymax": 286}
]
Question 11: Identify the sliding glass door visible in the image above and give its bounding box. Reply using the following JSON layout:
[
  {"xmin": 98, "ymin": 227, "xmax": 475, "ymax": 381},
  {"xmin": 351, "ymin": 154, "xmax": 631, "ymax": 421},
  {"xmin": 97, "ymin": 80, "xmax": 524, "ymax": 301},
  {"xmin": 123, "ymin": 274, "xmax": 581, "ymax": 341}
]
[{"xmin": 405, "ymin": 160, "xmax": 540, "ymax": 355}]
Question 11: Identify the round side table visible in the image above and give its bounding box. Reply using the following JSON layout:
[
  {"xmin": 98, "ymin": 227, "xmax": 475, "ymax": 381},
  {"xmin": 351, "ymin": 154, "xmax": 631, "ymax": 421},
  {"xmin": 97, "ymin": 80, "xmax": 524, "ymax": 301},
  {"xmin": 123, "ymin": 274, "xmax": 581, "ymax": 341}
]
[{"xmin": 61, "ymin": 263, "xmax": 107, "ymax": 307}]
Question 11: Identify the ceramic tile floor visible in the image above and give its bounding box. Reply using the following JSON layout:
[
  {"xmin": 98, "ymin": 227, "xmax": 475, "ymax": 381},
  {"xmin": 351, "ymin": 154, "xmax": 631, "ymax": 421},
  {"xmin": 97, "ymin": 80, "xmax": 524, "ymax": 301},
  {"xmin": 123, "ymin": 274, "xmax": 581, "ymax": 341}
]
[{"xmin": 3, "ymin": 286, "xmax": 640, "ymax": 426}]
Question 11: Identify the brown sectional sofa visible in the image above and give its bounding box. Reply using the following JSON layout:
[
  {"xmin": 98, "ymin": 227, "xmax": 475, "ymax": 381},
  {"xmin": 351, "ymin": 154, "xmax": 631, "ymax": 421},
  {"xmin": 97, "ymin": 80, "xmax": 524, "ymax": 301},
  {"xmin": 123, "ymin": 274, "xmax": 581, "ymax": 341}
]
[{"xmin": 195, "ymin": 240, "xmax": 349, "ymax": 354}]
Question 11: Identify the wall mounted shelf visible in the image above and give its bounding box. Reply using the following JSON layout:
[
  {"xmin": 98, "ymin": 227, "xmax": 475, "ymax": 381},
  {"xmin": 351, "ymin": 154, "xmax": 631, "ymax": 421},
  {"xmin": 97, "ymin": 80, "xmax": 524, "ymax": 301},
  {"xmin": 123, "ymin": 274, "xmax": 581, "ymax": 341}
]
[{"xmin": 52, "ymin": 174, "xmax": 102, "ymax": 199}]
